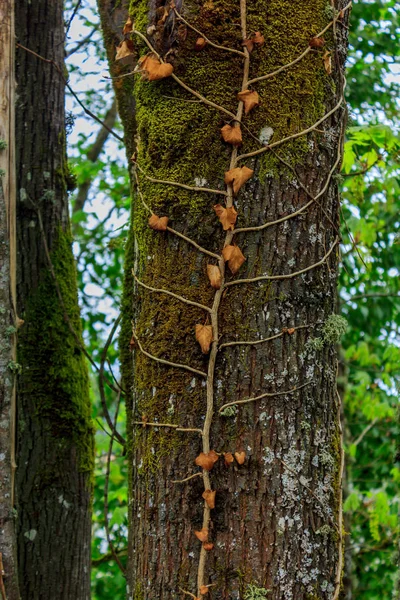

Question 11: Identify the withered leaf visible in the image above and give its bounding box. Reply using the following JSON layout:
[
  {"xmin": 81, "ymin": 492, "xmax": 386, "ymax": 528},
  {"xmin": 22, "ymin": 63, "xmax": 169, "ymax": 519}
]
[
  {"xmin": 195, "ymin": 37, "xmax": 207, "ymax": 51},
  {"xmin": 222, "ymin": 245, "xmax": 246, "ymax": 274},
  {"xmin": 148, "ymin": 213, "xmax": 169, "ymax": 231},
  {"xmin": 234, "ymin": 451, "xmax": 246, "ymax": 465},
  {"xmin": 213, "ymin": 204, "xmax": 238, "ymax": 231},
  {"xmin": 194, "ymin": 528, "xmax": 208, "ymax": 542},
  {"xmin": 202, "ymin": 489, "xmax": 216, "ymax": 509},
  {"xmin": 139, "ymin": 54, "xmax": 174, "ymax": 81},
  {"xmin": 224, "ymin": 166, "xmax": 254, "ymax": 195},
  {"xmin": 287, "ymin": 328, "xmax": 295, "ymax": 335},
  {"xmin": 242, "ymin": 38, "xmax": 254, "ymax": 53},
  {"xmin": 322, "ymin": 50, "xmax": 332, "ymax": 75},
  {"xmin": 115, "ymin": 40, "xmax": 134, "ymax": 62},
  {"xmin": 200, "ymin": 586, "xmax": 209, "ymax": 595},
  {"xmin": 237, "ymin": 89, "xmax": 259, "ymax": 114},
  {"xmin": 203, "ymin": 542, "xmax": 214, "ymax": 551},
  {"xmin": 207, "ymin": 265, "xmax": 222, "ymax": 289},
  {"xmin": 195, "ymin": 451, "xmax": 219, "ymax": 471},
  {"xmin": 309, "ymin": 37, "xmax": 325, "ymax": 48},
  {"xmin": 220, "ymin": 124, "xmax": 242, "ymax": 146},
  {"xmin": 253, "ymin": 31, "xmax": 265, "ymax": 46},
  {"xmin": 224, "ymin": 451, "xmax": 234, "ymax": 467},
  {"xmin": 195, "ymin": 324, "xmax": 213, "ymax": 354},
  {"xmin": 122, "ymin": 16, "xmax": 133, "ymax": 35}
]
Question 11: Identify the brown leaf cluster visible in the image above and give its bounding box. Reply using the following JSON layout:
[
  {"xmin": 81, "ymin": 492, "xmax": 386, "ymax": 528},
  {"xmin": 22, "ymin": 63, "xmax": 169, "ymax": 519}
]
[
  {"xmin": 148, "ymin": 213, "xmax": 169, "ymax": 231},
  {"xmin": 224, "ymin": 166, "xmax": 253, "ymax": 194},
  {"xmin": 242, "ymin": 31, "xmax": 264, "ymax": 52},
  {"xmin": 195, "ymin": 450, "xmax": 219, "ymax": 471},
  {"xmin": 195, "ymin": 324, "xmax": 213, "ymax": 353},
  {"xmin": 237, "ymin": 90, "xmax": 259, "ymax": 114},
  {"xmin": 220, "ymin": 124, "xmax": 242, "ymax": 146},
  {"xmin": 213, "ymin": 204, "xmax": 237, "ymax": 231},
  {"xmin": 139, "ymin": 54, "xmax": 174, "ymax": 81},
  {"xmin": 222, "ymin": 245, "xmax": 246, "ymax": 274}
]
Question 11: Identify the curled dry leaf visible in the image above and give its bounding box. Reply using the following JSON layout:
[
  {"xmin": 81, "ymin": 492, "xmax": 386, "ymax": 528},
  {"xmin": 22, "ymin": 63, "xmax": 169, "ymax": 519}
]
[
  {"xmin": 222, "ymin": 245, "xmax": 246, "ymax": 274},
  {"xmin": 234, "ymin": 451, "xmax": 246, "ymax": 465},
  {"xmin": 195, "ymin": 324, "xmax": 213, "ymax": 354},
  {"xmin": 195, "ymin": 37, "xmax": 207, "ymax": 51},
  {"xmin": 115, "ymin": 40, "xmax": 134, "ymax": 62},
  {"xmin": 253, "ymin": 31, "xmax": 265, "ymax": 46},
  {"xmin": 148, "ymin": 213, "xmax": 169, "ymax": 231},
  {"xmin": 237, "ymin": 89, "xmax": 259, "ymax": 114},
  {"xmin": 220, "ymin": 124, "xmax": 242, "ymax": 146},
  {"xmin": 287, "ymin": 327, "xmax": 295, "ymax": 335},
  {"xmin": 122, "ymin": 16, "xmax": 133, "ymax": 35},
  {"xmin": 195, "ymin": 451, "xmax": 219, "ymax": 471},
  {"xmin": 224, "ymin": 166, "xmax": 254, "ymax": 195},
  {"xmin": 194, "ymin": 528, "xmax": 208, "ymax": 542},
  {"xmin": 129, "ymin": 335, "xmax": 136, "ymax": 351},
  {"xmin": 213, "ymin": 204, "xmax": 238, "ymax": 231},
  {"xmin": 322, "ymin": 50, "xmax": 332, "ymax": 75},
  {"xmin": 224, "ymin": 451, "xmax": 234, "ymax": 467},
  {"xmin": 207, "ymin": 265, "xmax": 222, "ymax": 289},
  {"xmin": 202, "ymin": 489, "xmax": 216, "ymax": 509},
  {"xmin": 139, "ymin": 54, "xmax": 174, "ymax": 81},
  {"xmin": 242, "ymin": 38, "xmax": 254, "ymax": 53},
  {"xmin": 200, "ymin": 586, "xmax": 209, "ymax": 595},
  {"xmin": 203, "ymin": 542, "xmax": 214, "ymax": 551},
  {"xmin": 309, "ymin": 37, "xmax": 325, "ymax": 48}
]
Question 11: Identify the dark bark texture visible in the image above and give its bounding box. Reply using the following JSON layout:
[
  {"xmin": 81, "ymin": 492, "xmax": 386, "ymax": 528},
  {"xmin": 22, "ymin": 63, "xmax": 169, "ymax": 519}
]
[
  {"xmin": 102, "ymin": 0, "xmax": 349, "ymax": 598},
  {"xmin": 14, "ymin": 2, "xmax": 94, "ymax": 599}
]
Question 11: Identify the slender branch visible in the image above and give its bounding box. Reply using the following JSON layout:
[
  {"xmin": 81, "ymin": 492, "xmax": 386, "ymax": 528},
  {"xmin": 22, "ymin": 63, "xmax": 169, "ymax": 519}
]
[
  {"xmin": 133, "ymin": 159, "xmax": 227, "ymax": 196},
  {"xmin": 16, "ymin": 43, "xmax": 124, "ymax": 143},
  {"xmin": 179, "ymin": 587, "xmax": 197, "ymax": 599},
  {"xmin": 91, "ymin": 547, "xmax": 128, "ymax": 567},
  {"xmin": 224, "ymin": 237, "xmax": 338, "ymax": 288},
  {"xmin": 218, "ymin": 381, "xmax": 311, "ymax": 413},
  {"xmin": 350, "ymin": 292, "xmax": 400, "ymax": 301},
  {"xmin": 342, "ymin": 157, "xmax": 380, "ymax": 178},
  {"xmin": 103, "ymin": 392, "xmax": 126, "ymax": 575},
  {"xmin": 351, "ymin": 418, "xmax": 378, "ymax": 447},
  {"xmin": 218, "ymin": 324, "xmax": 312, "ymax": 349},
  {"xmin": 173, "ymin": 9, "xmax": 246, "ymax": 57},
  {"xmin": 237, "ymin": 94, "xmax": 345, "ymax": 162},
  {"xmin": 132, "ymin": 420, "xmax": 202, "ymax": 434},
  {"xmin": 133, "ymin": 272, "xmax": 212, "ymax": 313},
  {"xmin": 66, "ymin": 26, "xmax": 98, "ymax": 57},
  {"xmin": 247, "ymin": 1, "xmax": 352, "ymax": 86},
  {"xmin": 172, "ymin": 472, "xmax": 203, "ymax": 484},
  {"xmin": 131, "ymin": 325, "xmax": 207, "ymax": 378}
]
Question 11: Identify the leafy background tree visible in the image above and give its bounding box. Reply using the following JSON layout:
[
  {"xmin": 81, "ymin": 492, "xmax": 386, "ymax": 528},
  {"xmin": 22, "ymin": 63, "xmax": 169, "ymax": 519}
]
[{"xmin": 63, "ymin": 0, "xmax": 399, "ymax": 598}]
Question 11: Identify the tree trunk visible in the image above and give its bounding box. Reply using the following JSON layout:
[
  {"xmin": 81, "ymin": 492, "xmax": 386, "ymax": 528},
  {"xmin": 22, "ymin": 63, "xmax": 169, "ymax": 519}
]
[
  {"xmin": 0, "ymin": 3, "xmax": 20, "ymax": 598},
  {"xmin": 102, "ymin": 0, "xmax": 349, "ymax": 598},
  {"xmin": 14, "ymin": 2, "xmax": 94, "ymax": 599}
]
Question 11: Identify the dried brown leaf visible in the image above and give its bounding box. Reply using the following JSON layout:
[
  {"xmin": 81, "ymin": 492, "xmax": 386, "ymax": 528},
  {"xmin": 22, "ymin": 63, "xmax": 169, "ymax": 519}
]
[
  {"xmin": 148, "ymin": 213, "xmax": 169, "ymax": 231},
  {"xmin": 234, "ymin": 451, "xmax": 246, "ymax": 465},
  {"xmin": 323, "ymin": 50, "xmax": 332, "ymax": 75},
  {"xmin": 309, "ymin": 37, "xmax": 325, "ymax": 48},
  {"xmin": 194, "ymin": 528, "xmax": 208, "ymax": 542},
  {"xmin": 200, "ymin": 586, "xmax": 209, "ymax": 595},
  {"xmin": 203, "ymin": 542, "xmax": 214, "ymax": 551},
  {"xmin": 222, "ymin": 245, "xmax": 246, "ymax": 274},
  {"xmin": 195, "ymin": 324, "xmax": 213, "ymax": 354},
  {"xmin": 224, "ymin": 452, "xmax": 234, "ymax": 467},
  {"xmin": 237, "ymin": 89, "xmax": 259, "ymax": 114},
  {"xmin": 287, "ymin": 328, "xmax": 295, "ymax": 335},
  {"xmin": 242, "ymin": 38, "xmax": 254, "ymax": 53},
  {"xmin": 253, "ymin": 31, "xmax": 264, "ymax": 46},
  {"xmin": 213, "ymin": 204, "xmax": 238, "ymax": 231},
  {"xmin": 195, "ymin": 451, "xmax": 219, "ymax": 471},
  {"xmin": 115, "ymin": 40, "xmax": 134, "ymax": 62},
  {"xmin": 207, "ymin": 265, "xmax": 222, "ymax": 289},
  {"xmin": 139, "ymin": 54, "xmax": 174, "ymax": 81},
  {"xmin": 195, "ymin": 37, "xmax": 207, "ymax": 51},
  {"xmin": 122, "ymin": 16, "xmax": 133, "ymax": 35},
  {"xmin": 202, "ymin": 489, "xmax": 216, "ymax": 509},
  {"xmin": 224, "ymin": 166, "xmax": 254, "ymax": 195},
  {"xmin": 220, "ymin": 124, "xmax": 242, "ymax": 146}
]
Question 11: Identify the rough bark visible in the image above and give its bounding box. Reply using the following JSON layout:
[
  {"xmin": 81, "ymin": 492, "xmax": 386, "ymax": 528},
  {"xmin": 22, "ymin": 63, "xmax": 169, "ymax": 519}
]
[
  {"xmin": 102, "ymin": 0, "xmax": 349, "ymax": 598},
  {"xmin": 0, "ymin": 2, "xmax": 20, "ymax": 597},
  {"xmin": 14, "ymin": 1, "xmax": 94, "ymax": 599}
]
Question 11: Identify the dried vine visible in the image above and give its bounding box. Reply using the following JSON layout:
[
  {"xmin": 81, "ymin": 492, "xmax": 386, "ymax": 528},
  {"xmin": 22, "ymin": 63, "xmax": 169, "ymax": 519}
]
[{"xmin": 123, "ymin": 0, "xmax": 349, "ymax": 596}]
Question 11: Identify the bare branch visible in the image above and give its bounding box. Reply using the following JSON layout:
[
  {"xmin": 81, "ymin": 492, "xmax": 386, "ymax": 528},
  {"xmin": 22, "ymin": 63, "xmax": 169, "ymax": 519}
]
[
  {"xmin": 173, "ymin": 472, "xmax": 203, "ymax": 484},
  {"xmin": 218, "ymin": 381, "xmax": 311, "ymax": 413},
  {"xmin": 133, "ymin": 272, "xmax": 212, "ymax": 313},
  {"xmin": 218, "ymin": 324, "xmax": 312, "ymax": 349}
]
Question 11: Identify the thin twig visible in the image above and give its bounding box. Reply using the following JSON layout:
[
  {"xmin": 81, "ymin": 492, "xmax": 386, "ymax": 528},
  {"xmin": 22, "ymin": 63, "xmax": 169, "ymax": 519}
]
[
  {"xmin": 104, "ymin": 392, "xmax": 126, "ymax": 575},
  {"xmin": 132, "ymin": 420, "xmax": 202, "ymax": 434},
  {"xmin": 174, "ymin": 9, "xmax": 246, "ymax": 57},
  {"xmin": 131, "ymin": 325, "xmax": 207, "ymax": 378},
  {"xmin": 218, "ymin": 381, "xmax": 311, "ymax": 413},
  {"xmin": 172, "ymin": 472, "xmax": 203, "ymax": 484},
  {"xmin": 179, "ymin": 587, "xmax": 197, "ymax": 599},
  {"xmin": 224, "ymin": 237, "xmax": 338, "ymax": 288},
  {"xmin": 218, "ymin": 324, "xmax": 312, "ymax": 349},
  {"xmin": 133, "ymin": 272, "xmax": 212, "ymax": 313}
]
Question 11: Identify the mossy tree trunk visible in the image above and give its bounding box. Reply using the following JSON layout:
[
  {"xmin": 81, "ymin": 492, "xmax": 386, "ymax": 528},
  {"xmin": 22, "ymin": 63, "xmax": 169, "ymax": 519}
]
[
  {"xmin": 101, "ymin": 0, "xmax": 349, "ymax": 598},
  {"xmin": 14, "ymin": 1, "xmax": 94, "ymax": 598}
]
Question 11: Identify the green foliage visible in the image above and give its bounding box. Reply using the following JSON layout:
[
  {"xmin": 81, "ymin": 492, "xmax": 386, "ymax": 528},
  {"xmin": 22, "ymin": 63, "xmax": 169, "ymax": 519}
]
[{"xmin": 244, "ymin": 583, "xmax": 271, "ymax": 600}]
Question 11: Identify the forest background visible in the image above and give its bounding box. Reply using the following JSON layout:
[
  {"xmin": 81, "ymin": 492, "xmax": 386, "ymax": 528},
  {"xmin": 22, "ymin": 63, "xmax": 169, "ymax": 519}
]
[{"xmin": 60, "ymin": 0, "xmax": 400, "ymax": 598}]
